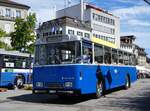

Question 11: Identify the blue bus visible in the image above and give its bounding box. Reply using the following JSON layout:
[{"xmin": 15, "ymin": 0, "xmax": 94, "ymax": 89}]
[
  {"xmin": 33, "ymin": 35, "xmax": 137, "ymax": 98},
  {"xmin": 0, "ymin": 49, "xmax": 33, "ymax": 89}
]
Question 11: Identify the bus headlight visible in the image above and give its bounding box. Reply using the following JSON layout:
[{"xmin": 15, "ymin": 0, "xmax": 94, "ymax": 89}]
[
  {"xmin": 65, "ymin": 82, "xmax": 72, "ymax": 88},
  {"xmin": 36, "ymin": 82, "xmax": 43, "ymax": 87}
]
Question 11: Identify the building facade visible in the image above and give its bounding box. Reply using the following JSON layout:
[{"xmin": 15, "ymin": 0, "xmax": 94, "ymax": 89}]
[
  {"xmin": 36, "ymin": 16, "xmax": 91, "ymax": 43},
  {"xmin": 120, "ymin": 35, "xmax": 148, "ymax": 66},
  {"xmin": 56, "ymin": 3, "xmax": 120, "ymax": 48},
  {"xmin": 134, "ymin": 45, "xmax": 147, "ymax": 66},
  {"xmin": 120, "ymin": 35, "xmax": 136, "ymax": 53},
  {"xmin": 0, "ymin": 0, "xmax": 30, "ymax": 46}
]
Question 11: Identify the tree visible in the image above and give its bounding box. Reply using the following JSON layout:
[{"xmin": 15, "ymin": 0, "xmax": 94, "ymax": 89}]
[
  {"xmin": 11, "ymin": 13, "xmax": 36, "ymax": 53},
  {"xmin": 0, "ymin": 28, "xmax": 6, "ymax": 37},
  {"xmin": 0, "ymin": 28, "xmax": 11, "ymax": 50}
]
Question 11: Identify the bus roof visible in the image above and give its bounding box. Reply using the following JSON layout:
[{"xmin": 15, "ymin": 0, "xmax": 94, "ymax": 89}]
[{"xmin": 0, "ymin": 49, "xmax": 34, "ymax": 58}]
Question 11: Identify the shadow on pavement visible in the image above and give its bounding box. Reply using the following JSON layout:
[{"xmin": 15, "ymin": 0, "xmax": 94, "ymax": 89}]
[
  {"xmin": 8, "ymin": 86, "xmax": 150, "ymax": 111},
  {"xmin": 7, "ymin": 87, "xmax": 124, "ymax": 105},
  {"xmin": 98, "ymin": 88, "xmax": 150, "ymax": 111},
  {"xmin": 7, "ymin": 93, "xmax": 92, "ymax": 105}
]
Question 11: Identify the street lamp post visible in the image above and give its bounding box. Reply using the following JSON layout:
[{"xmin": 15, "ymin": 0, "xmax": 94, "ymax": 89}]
[{"xmin": 144, "ymin": 0, "xmax": 150, "ymax": 5}]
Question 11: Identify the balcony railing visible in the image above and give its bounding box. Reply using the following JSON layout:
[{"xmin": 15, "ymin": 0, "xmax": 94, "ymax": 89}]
[{"xmin": 0, "ymin": 15, "xmax": 16, "ymax": 21}]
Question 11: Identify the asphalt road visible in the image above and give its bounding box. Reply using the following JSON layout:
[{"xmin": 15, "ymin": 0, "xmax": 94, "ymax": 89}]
[{"xmin": 0, "ymin": 79, "xmax": 150, "ymax": 111}]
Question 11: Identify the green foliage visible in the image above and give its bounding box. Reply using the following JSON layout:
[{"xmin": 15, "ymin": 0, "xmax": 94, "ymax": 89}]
[
  {"xmin": 27, "ymin": 43, "xmax": 35, "ymax": 54},
  {"xmin": 0, "ymin": 28, "xmax": 6, "ymax": 38},
  {"xmin": 11, "ymin": 13, "xmax": 36, "ymax": 53},
  {"xmin": 0, "ymin": 28, "xmax": 12, "ymax": 50},
  {"xmin": 0, "ymin": 41, "xmax": 12, "ymax": 50}
]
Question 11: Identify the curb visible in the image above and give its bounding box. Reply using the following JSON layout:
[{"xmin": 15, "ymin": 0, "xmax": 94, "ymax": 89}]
[{"xmin": 0, "ymin": 88, "xmax": 7, "ymax": 92}]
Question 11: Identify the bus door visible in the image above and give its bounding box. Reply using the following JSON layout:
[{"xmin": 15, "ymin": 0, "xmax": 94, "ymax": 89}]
[
  {"xmin": 81, "ymin": 41, "xmax": 96, "ymax": 93},
  {"xmin": 105, "ymin": 48, "xmax": 119, "ymax": 89}
]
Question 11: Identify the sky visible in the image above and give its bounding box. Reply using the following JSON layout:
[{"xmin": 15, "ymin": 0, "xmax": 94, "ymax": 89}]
[{"xmin": 13, "ymin": 0, "xmax": 150, "ymax": 57}]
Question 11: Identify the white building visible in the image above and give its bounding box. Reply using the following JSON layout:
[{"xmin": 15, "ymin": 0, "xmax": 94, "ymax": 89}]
[
  {"xmin": 36, "ymin": 16, "xmax": 91, "ymax": 43},
  {"xmin": 120, "ymin": 35, "xmax": 136, "ymax": 53},
  {"xmin": 56, "ymin": 2, "xmax": 120, "ymax": 48},
  {"xmin": 0, "ymin": 0, "xmax": 30, "ymax": 46}
]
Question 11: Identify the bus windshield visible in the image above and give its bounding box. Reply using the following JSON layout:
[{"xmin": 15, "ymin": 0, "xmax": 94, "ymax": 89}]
[{"xmin": 35, "ymin": 41, "xmax": 81, "ymax": 65}]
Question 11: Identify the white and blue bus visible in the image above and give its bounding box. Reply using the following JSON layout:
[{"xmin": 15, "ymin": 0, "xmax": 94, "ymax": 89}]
[
  {"xmin": 0, "ymin": 49, "xmax": 33, "ymax": 88},
  {"xmin": 33, "ymin": 34, "xmax": 137, "ymax": 98}
]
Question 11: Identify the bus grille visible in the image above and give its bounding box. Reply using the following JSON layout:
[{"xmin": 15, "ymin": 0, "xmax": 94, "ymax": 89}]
[{"xmin": 45, "ymin": 83, "xmax": 63, "ymax": 89}]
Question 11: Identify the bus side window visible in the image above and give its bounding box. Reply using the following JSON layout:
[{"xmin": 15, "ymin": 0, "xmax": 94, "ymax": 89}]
[
  {"xmin": 112, "ymin": 49, "xmax": 118, "ymax": 64},
  {"xmin": 129, "ymin": 54, "xmax": 135, "ymax": 65},
  {"xmin": 83, "ymin": 48, "xmax": 92, "ymax": 63},
  {"xmin": 132, "ymin": 55, "xmax": 136, "ymax": 65},
  {"xmin": 0, "ymin": 55, "xmax": 3, "ymax": 67},
  {"xmin": 129, "ymin": 54, "xmax": 132, "ymax": 65},
  {"xmin": 104, "ymin": 47, "xmax": 111, "ymax": 64},
  {"xmin": 94, "ymin": 45, "xmax": 103, "ymax": 64},
  {"xmin": 124, "ymin": 53, "xmax": 129, "ymax": 65},
  {"xmin": 119, "ymin": 51, "xmax": 123, "ymax": 64}
]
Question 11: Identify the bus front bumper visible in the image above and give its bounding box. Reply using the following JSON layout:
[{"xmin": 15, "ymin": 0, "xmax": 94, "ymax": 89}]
[{"xmin": 33, "ymin": 81, "xmax": 81, "ymax": 95}]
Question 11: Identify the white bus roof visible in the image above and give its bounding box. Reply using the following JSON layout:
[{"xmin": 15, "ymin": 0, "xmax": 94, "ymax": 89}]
[{"xmin": 0, "ymin": 49, "xmax": 34, "ymax": 58}]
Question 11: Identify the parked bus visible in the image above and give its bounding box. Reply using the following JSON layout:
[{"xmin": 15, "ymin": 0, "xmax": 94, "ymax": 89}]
[
  {"xmin": 33, "ymin": 35, "xmax": 137, "ymax": 98},
  {"xmin": 0, "ymin": 49, "xmax": 33, "ymax": 88}
]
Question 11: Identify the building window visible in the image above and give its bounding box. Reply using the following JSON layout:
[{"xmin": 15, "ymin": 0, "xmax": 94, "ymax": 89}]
[
  {"xmin": 84, "ymin": 33, "xmax": 90, "ymax": 38},
  {"xmin": 49, "ymin": 32, "xmax": 52, "ymax": 35},
  {"xmin": 51, "ymin": 27, "xmax": 55, "ymax": 35},
  {"xmin": 6, "ymin": 9, "xmax": 11, "ymax": 17},
  {"xmin": 96, "ymin": 34, "xmax": 99, "ymax": 38},
  {"xmin": 59, "ymin": 27, "xmax": 63, "ymax": 34},
  {"xmin": 93, "ymin": 13, "xmax": 115, "ymax": 26},
  {"xmin": 16, "ymin": 10, "xmax": 21, "ymax": 18},
  {"xmin": 77, "ymin": 31, "xmax": 83, "ymax": 36},
  {"xmin": 5, "ymin": 24, "xmax": 11, "ymax": 33},
  {"xmin": 43, "ymin": 32, "xmax": 48, "ymax": 37},
  {"xmin": 93, "ymin": 24, "xmax": 115, "ymax": 35},
  {"xmin": 12, "ymin": 11, "xmax": 15, "ymax": 17},
  {"xmin": 93, "ymin": 33, "xmax": 115, "ymax": 43},
  {"xmin": 56, "ymin": 27, "xmax": 59, "ymax": 34},
  {"xmin": 0, "ymin": 9, "xmax": 3, "ymax": 16},
  {"xmin": 68, "ymin": 29, "xmax": 74, "ymax": 35}
]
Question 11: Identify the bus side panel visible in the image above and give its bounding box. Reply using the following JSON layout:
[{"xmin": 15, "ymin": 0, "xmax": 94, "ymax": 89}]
[
  {"xmin": 0, "ymin": 72, "xmax": 15, "ymax": 87},
  {"xmin": 33, "ymin": 65, "xmax": 137, "ymax": 95},
  {"xmin": 78, "ymin": 65, "xmax": 125, "ymax": 94},
  {"xmin": 118, "ymin": 66, "xmax": 137, "ymax": 87},
  {"xmin": 128, "ymin": 67, "xmax": 137, "ymax": 83},
  {"xmin": 76, "ymin": 65, "xmax": 97, "ymax": 94},
  {"xmin": 21, "ymin": 72, "xmax": 31, "ymax": 84},
  {"xmin": 108, "ymin": 66, "xmax": 137, "ymax": 89},
  {"xmin": 0, "ymin": 71, "xmax": 31, "ymax": 87},
  {"xmin": 110, "ymin": 66, "xmax": 137, "ymax": 88},
  {"xmin": 76, "ymin": 65, "xmax": 121, "ymax": 94},
  {"xmin": 113, "ymin": 66, "xmax": 127, "ymax": 88},
  {"xmin": 77, "ymin": 65, "xmax": 137, "ymax": 94},
  {"xmin": 101, "ymin": 66, "xmax": 117, "ymax": 90}
]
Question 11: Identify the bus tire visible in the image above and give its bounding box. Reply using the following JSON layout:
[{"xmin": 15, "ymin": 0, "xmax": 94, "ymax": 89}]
[
  {"xmin": 15, "ymin": 75, "xmax": 25, "ymax": 89},
  {"xmin": 124, "ymin": 75, "xmax": 130, "ymax": 89},
  {"xmin": 8, "ymin": 83, "xmax": 15, "ymax": 90},
  {"xmin": 94, "ymin": 80, "xmax": 104, "ymax": 99},
  {"xmin": 32, "ymin": 90, "xmax": 36, "ymax": 94}
]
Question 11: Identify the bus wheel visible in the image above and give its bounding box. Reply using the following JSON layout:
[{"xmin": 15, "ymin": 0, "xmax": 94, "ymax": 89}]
[
  {"xmin": 15, "ymin": 75, "xmax": 25, "ymax": 89},
  {"xmin": 8, "ymin": 83, "xmax": 15, "ymax": 90},
  {"xmin": 95, "ymin": 80, "xmax": 103, "ymax": 98},
  {"xmin": 32, "ymin": 90, "xmax": 36, "ymax": 94},
  {"xmin": 124, "ymin": 76, "xmax": 130, "ymax": 89}
]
